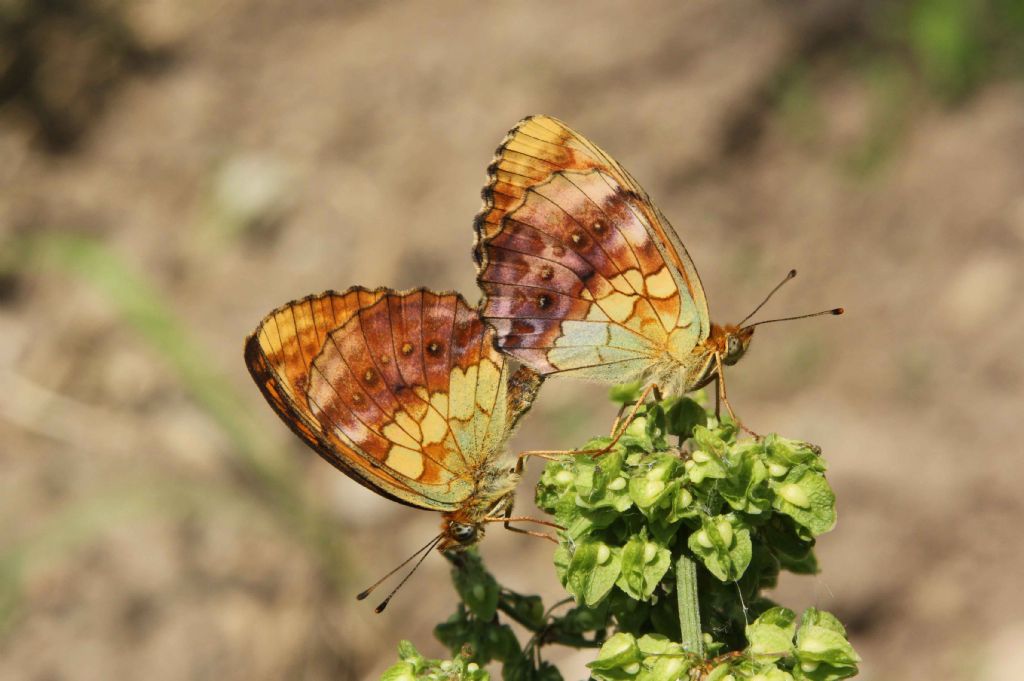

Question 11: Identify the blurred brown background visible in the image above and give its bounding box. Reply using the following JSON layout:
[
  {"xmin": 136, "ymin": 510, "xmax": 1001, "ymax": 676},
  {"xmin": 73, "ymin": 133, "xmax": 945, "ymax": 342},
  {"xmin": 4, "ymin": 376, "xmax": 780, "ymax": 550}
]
[{"xmin": 2, "ymin": 1, "xmax": 1023, "ymax": 679}]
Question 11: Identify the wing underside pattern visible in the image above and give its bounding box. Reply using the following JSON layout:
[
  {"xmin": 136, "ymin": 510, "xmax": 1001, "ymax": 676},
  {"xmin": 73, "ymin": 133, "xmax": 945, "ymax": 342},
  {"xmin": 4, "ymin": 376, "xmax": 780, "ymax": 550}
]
[
  {"xmin": 474, "ymin": 115, "xmax": 711, "ymax": 380},
  {"xmin": 245, "ymin": 288, "xmax": 540, "ymax": 510}
]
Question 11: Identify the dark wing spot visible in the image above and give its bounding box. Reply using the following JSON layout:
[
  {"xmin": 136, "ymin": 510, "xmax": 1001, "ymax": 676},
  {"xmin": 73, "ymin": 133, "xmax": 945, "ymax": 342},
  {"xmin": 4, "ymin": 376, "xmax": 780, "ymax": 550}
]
[
  {"xmin": 401, "ymin": 342, "xmax": 414, "ymax": 356},
  {"xmin": 352, "ymin": 392, "xmax": 364, "ymax": 405},
  {"xmin": 363, "ymin": 369, "xmax": 377, "ymax": 384},
  {"xmin": 539, "ymin": 264, "xmax": 554, "ymax": 280},
  {"xmin": 537, "ymin": 294, "xmax": 551, "ymax": 310},
  {"xmin": 426, "ymin": 341, "xmax": 444, "ymax": 357},
  {"xmin": 592, "ymin": 221, "xmax": 606, "ymax": 234}
]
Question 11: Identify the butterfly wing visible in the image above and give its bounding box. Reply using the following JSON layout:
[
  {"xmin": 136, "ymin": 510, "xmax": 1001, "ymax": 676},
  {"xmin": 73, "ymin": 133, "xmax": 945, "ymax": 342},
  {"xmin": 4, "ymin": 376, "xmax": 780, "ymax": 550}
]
[
  {"xmin": 245, "ymin": 288, "xmax": 540, "ymax": 511},
  {"xmin": 474, "ymin": 115, "xmax": 711, "ymax": 383}
]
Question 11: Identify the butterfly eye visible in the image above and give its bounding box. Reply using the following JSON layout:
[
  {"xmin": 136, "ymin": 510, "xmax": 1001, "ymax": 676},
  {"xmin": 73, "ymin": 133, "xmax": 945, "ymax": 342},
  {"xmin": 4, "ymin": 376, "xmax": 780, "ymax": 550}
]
[
  {"xmin": 724, "ymin": 335, "xmax": 745, "ymax": 363},
  {"xmin": 449, "ymin": 522, "xmax": 477, "ymax": 544}
]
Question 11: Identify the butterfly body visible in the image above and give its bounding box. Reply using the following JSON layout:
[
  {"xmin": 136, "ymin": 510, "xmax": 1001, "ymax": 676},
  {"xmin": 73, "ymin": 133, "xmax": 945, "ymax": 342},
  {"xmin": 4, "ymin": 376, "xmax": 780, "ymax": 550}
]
[
  {"xmin": 474, "ymin": 115, "xmax": 751, "ymax": 402},
  {"xmin": 244, "ymin": 287, "xmax": 541, "ymax": 551}
]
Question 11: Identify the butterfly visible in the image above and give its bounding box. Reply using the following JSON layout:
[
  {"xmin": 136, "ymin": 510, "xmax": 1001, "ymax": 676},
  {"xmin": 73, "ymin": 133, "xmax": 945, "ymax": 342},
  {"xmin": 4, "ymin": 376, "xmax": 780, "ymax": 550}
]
[
  {"xmin": 473, "ymin": 115, "xmax": 841, "ymax": 424},
  {"xmin": 244, "ymin": 288, "xmax": 547, "ymax": 607}
]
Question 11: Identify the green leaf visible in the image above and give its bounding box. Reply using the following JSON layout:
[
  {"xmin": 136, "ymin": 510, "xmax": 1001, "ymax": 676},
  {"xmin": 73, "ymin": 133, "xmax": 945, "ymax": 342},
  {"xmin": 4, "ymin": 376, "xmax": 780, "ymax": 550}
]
[
  {"xmin": 763, "ymin": 435, "xmax": 826, "ymax": 476},
  {"xmin": 504, "ymin": 655, "xmax": 562, "ymax": 681},
  {"xmin": 719, "ymin": 445, "xmax": 771, "ymax": 514},
  {"xmin": 687, "ymin": 515, "xmax": 753, "ymax": 582},
  {"xmin": 664, "ymin": 484, "xmax": 699, "ymax": 524},
  {"xmin": 610, "ymin": 382, "xmax": 644, "ymax": 404},
  {"xmin": 664, "ymin": 397, "xmax": 707, "ymax": 439},
  {"xmin": 745, "ymin": 669, "xmax": 795, "ymax": 681},
  {"xmin": 536, "ymin": 460, "xmax": 579, "ymax": 516},
  {"xmin": 616, "ymin": 534, "xmax": 672, "ymax": 600},
  {"xmin": 634, "ymin": 634, "xmax": 693, "ymax": 681},
  {"xmin": 793, "ymin": 608, "xmax": 861, "ymax": 681},
  {"xmin": 451, "ymin": 551, "xmax": 500, "ymax": 620},
  {"xmin": 574, "ymin": 450, "xmax": 632, "ymax": 513},
  {"xmin": 501, "ymin": 590, "xmax": 546, "ymax": 631},
  {"xmin": 746, "ymin": 607, "xmax": 797, "ymax": 660},
  {"xmin": 434, "ymin": 606, "xmax": 520, "ymax": 666},
  {"xmin": 553, "ymin": 544, "xmax": 571, "ymax": 583},
  {"xmin": 628, "ymin": 454, "xmax": 679, "ymax": 514},
  {"xmin": 385, "ymin": 639, "xmax": 491, "ymax": 681},
  {"xmin": 693, "ymin": 425, "xmax": 732, "ymax": 458},
  {"xmin": 557, "ymin": 601, "xmax": 611, "ymax": 634},
  {"xmin": 763, "ymin": 517, "xmax": 819, "ymax": 574},
  {"xmin": 589, "ymin": 632, "xmax": 642, "ymax": 674},
  {"xmin": 608, "ymin": 589, "xmax": 651, "ymax": 634},
  {"xmin": 685, "ymin": 431, "xmax": 729, "ymax": 485},
  {"xmin": 770, "ymin": 466, "xmax": 836, "ymax": 537},
  {"xmin": 566, "ymin": 540, "xmax": 623, "ymax": 606},
  {"xmin": 379, "ymin": 661, "xmax": 417, "ymax": 681},
  {"xmin": 704, "ymin": 663, "xmax": 734, "ymax": 681},
  {"xmin": 396, "ymin": 639, "xmax": 421, "ymax": 662}
]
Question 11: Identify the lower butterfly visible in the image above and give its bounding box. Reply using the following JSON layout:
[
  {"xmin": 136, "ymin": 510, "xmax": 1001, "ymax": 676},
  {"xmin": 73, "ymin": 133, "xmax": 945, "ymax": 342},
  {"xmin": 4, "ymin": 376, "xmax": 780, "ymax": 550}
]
[{"xmin": 244, "ymin": 287, "xmax": 550, "ymax": 611}]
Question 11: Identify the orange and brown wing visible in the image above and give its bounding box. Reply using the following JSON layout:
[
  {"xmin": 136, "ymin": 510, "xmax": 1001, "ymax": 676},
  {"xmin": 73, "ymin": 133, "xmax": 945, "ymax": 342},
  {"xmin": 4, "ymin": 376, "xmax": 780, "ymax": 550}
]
[
  {"xmin": 474, "ymin": 115, "xmax": 711, "ymax": 383},
  {"xmin": 245, "ymin": 288, "xmax": 539, "ymax": 511}
]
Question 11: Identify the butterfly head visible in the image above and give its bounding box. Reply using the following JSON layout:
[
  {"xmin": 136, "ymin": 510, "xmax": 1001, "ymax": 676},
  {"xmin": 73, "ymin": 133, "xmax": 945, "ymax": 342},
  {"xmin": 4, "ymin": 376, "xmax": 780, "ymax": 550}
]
[
  {"xmin": 708, "ymin": 323, "xmax": 755, "ymax": 367},
  {"xmin": 438, "ymin": 519, "xmax": 483, "ymax": 551},
  {"xmin": 723, "ymin": 324, "xmax": 755, "ymax": 366}
]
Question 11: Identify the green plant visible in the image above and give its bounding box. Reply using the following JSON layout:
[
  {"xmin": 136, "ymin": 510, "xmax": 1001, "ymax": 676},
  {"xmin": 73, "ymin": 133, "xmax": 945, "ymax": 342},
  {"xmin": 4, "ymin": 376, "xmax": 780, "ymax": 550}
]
[{"xmin": 387, "ymin": 392, "xmax": 860, "ymax": 680}]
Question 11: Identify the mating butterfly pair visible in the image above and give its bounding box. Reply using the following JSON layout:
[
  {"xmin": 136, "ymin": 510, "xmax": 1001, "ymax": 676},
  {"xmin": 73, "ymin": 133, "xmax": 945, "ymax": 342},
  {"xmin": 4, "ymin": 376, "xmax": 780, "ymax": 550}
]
[{"xmin": 244, "ymin": 116, "xmax": 840, "ymax": 604}]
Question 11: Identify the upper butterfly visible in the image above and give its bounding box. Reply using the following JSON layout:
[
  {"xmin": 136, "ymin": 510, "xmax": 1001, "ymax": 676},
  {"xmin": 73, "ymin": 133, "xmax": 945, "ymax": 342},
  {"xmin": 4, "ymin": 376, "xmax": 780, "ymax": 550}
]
[
  {"xmin": 474, "ymin": 115, "xmax": 841, "ymax": 416},
  {"xmin": 244, "ymin": 288, "xmax": 541, "ymax": 553}
]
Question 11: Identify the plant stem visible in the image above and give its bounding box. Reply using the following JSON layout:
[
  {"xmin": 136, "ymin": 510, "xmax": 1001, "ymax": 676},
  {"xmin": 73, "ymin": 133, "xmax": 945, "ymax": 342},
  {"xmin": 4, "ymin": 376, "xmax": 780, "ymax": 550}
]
[{"xmin": 676, "ymin": 551, "xmax": 704, "ymax": 657}]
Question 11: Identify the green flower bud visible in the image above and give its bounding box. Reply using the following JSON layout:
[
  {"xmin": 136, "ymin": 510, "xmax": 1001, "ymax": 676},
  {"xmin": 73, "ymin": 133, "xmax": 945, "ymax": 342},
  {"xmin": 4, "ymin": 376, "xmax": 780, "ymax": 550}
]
[
  {"xmin": 689, "ymin": 467, "xmax": 706, "ymax": 484},
  {"xmin": 643, "ymin": 542, "xmax": 659, "ymax": 564},
  {"xmin": 597, "ymin": 543, "xmax": 612, "ymax": 565},
  {"xmin": 676, "ymin": 488, "xmax": 693, "ymax": 509},
  {"xmin": 608, "ymin": 476, "xmax": 627, "ymax": 491},
  {"xmin": 626, "ymin": 453, "xmax": 642, "ymax": 466},
  {"xmin": 555, "ymin": 469, "xmax": 575, "ymax": 485},
  {"xmin": 691, "ymin": 450, "xmax": 711, "ymax": 463},
  {"xmin": 644, "ymin": 479, "xmax": 666, "ymax": 497},
  {"xmin": 800, "ymin": 661, "xmax": 819, "ymax": 672},
  {"xmin": 696, "ymin": 530, "xmax": 713, "ymax": 548},
  {"xmin": 780, "ymin": 483, "xmax": 811, "ymax": 509},
  {"xmin": 623, "ymin": 663, "xmax": 641, "ymax": 674},
  {"xmin": 646, "ymin": 465, "xmax": 668, "ymax": 481},
  {"xmin": 716, "ymin": 520, "xmax": 734, "ymax": 547},
  {"xmin": 768, "ymin": 462, "xmax": 789, "ymax": 478}
]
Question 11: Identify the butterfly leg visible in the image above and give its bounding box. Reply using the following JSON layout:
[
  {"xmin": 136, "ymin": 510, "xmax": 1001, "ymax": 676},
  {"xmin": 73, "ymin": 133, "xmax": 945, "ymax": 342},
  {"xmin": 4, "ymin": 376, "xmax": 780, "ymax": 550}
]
[
  {"xmin": 520, "ymin": 385, "xmax": 657, "ymax": 461},
  {"xmin": 609, "ymin": 385, "xmax": 663, "ymax": 436},
  {"xmin": 713, "ymin": 354, "xmax": 759, "ymax": 438},
  {"xmin": 485, "ymin": 513, "xmax": 562, "ymax": 544},
  {"xmin": 610, "ymin": 401, "xmax": 630, "ymax": 437},
  {"xmin": 713, "ymin": 376, "xmax": 721, "ymax": 419},
  {"xmin": 593, "ymin": 383, "xmax": 657, "ymax": 455}
]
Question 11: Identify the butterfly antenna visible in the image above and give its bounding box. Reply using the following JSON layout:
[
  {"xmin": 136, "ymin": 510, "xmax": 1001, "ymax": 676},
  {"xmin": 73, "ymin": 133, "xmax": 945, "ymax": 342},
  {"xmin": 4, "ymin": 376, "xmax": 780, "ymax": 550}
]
[
  {"xmin": 356, "ymin": 532, "xmax": 443, "ymax": 612},
  {"xmin": 738, "ymin": 269, "xmax": 798, "ymax": 327},
  {"xmin": 742, "ymin": 307, "xmax": 844, "ymax": 330}
]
